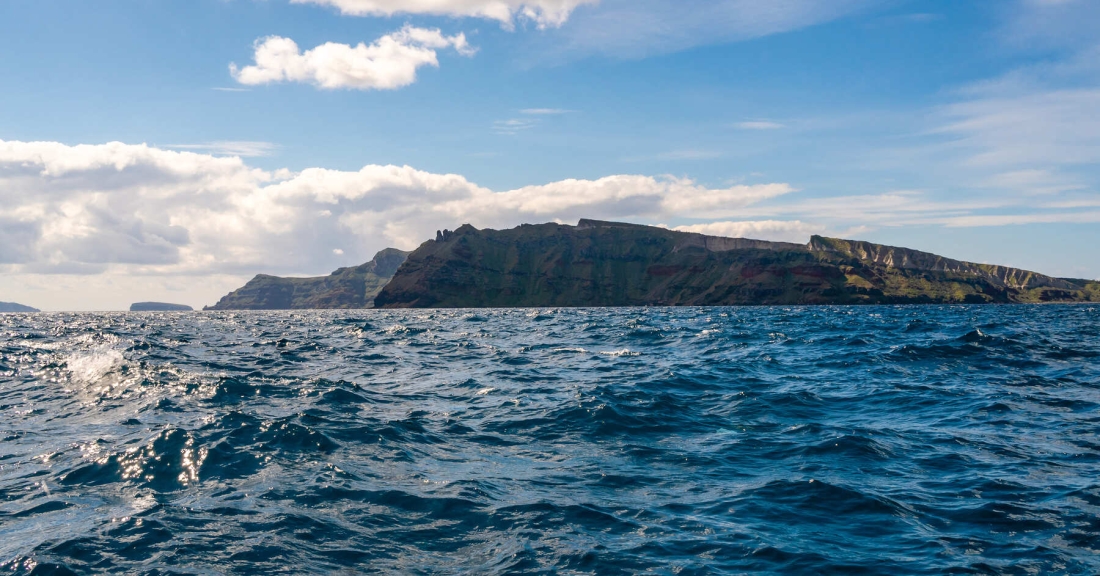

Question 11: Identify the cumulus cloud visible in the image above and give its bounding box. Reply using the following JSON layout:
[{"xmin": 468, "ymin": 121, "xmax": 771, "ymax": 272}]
[
  {"xmin": 0, "ymin": 139, "xmax": 796, "ymax": 279},
  {"xmin": 230, "ymin": 26, "xmax": 475, "ymax": 90},
  {"xmin": 6, "ymin": 138, "xmax": 1096, "ymax": 308},
  {"xmin": 290, "ymin": 0, "xmax": 597, "ymax": 28}
]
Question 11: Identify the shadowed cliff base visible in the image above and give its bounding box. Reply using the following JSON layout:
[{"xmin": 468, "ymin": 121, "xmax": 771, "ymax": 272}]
[{"xmin": 374, "ymin": 219, "xmax": 1100, "ymax": 308}]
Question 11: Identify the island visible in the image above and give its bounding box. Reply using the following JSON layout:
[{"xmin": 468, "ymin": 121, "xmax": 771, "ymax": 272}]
[
  {"xmin": 205, "ymin": 248, "xmax": 410, "ymax": 310},
  {"xmin": 0, "ymin": 301, "xmax": 40, "ymax": 313},
  {"xmin": 373, "ymin": 219, "xmax": 1100, "ymax": 308},
  {"xmin": 130, "ymin": 302, "xmax": 194, "ymax": 312}
]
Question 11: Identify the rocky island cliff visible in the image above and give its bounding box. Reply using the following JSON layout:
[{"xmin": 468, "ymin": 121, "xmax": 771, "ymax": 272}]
[
  {"xmin": 206, "ymin": 248, "xmax": 409, "ymax": 310},
  {"xmin": 373, "ymin": 220, "xmax": 1099, "ymax": 308}
]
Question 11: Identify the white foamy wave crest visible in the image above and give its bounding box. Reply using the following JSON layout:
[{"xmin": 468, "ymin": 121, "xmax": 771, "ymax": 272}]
[
  {"xmin": 600, "ymin": 349, "xmax": 640, "ymax": 357},
  {"xmin": 66, "ymin": 349, "xmax": 125, "ymax": 385}
]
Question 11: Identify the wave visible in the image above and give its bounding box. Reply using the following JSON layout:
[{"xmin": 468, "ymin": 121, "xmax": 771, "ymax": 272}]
[{"xmin": 1, "ymin": 305, "xmax": 1098, "ymax": 574}]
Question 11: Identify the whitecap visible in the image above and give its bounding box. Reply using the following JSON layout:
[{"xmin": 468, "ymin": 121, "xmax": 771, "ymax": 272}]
[
  {"xmin": 600, "ymin": 349, "xmax": 640, "ymax": 357},
  {"xmin": 66, "ymin": 348, "xmax": 125, "ymax": 385}
]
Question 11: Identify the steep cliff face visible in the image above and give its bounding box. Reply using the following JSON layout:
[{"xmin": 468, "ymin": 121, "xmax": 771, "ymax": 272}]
[
  {"xmin": 374, "ymin": 221, "xmax": 1099, "ymax": 308},
  {"xmin": 206, "ymin": 248, "xmax": 409, "ymax": 310}
]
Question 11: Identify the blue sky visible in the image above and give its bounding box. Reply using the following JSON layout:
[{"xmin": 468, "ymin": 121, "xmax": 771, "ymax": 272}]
[{"xmin": 1, "ymin": 0, "xmax": 1098, "ymax": 310}]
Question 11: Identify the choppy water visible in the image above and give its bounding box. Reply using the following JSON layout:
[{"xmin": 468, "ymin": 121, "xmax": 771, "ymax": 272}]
[{"xmin": 1, "ymin": 306, "xmax": 1099, "ymax": 575}]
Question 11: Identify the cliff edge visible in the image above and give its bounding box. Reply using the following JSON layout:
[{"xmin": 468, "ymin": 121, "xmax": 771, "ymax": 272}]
[{"xmin": 374, "ymin": 220, "xmax": 1099, "ymax": 308}]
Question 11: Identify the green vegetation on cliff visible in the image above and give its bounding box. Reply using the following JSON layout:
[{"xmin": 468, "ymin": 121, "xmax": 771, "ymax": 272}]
[
  {"xmin": 374, "ymin": 220, "xmax": 1099, "ymax": 308},
  {"xmin": 206, "ymin": 248, "xmax": 409, "ymax": 310}
]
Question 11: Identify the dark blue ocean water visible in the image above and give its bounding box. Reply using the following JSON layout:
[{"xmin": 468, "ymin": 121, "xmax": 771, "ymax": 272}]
[{"xmin": 1, "ymin": 306, "xmax": 1099, "ymax": 575}]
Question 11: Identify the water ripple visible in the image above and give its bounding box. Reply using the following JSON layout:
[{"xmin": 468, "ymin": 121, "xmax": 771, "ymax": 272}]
[{"xmin": 0, "ymin": 306, "xmax": 1098, "ymax": 574}]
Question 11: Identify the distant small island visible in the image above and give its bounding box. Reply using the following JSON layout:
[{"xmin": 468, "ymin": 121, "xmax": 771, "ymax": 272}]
[
  {"xmin": 205, "ymin": 248, "xmax": 409, "ymax": 310},
  {"xmin": 0, "ymin": 301, "xmax": 39, "ymax": 313},
  {"xmin": 130, "ymin": 302, "xmax": 194, "ymax": 312},
  {"xmin": 207, "ymin": 219, "xmax": 1099, "ymax": 310}
]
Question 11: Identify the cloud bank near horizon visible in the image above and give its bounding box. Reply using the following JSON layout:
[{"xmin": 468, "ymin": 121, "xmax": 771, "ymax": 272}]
[
  {"xmin": 0, "ymin": 139, "xmax": 801, "ymax": 280},
  {"xmin": 4, "ymin": 137, "xmax": 1096, "ymax": 285}
]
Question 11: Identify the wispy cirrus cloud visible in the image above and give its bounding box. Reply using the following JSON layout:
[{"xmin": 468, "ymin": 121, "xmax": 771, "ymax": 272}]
[
  {"xmin": 290, "ymin": 0, "xmax": 598, "ymax": 29},
  {"xmin": 168, "ymin": 141, "xmax": 280, "ymax": 158},
  {"xmin": 655, "ymin": 150, "xmax": 723, "ymax": 160},
  {"xmin": 492, "ymin": 118, "xmax": 540, "ymax": 134},
  {"xmin": 230, "ymin": 26, "xmax": 475, "ymax": 91},
  {"xmin": 735, "ymin": 120, "xmax": 785, "ymax": 130},
  {"xmin": 493, "ymin": 108, "xmax": 571, "ymax": 134},
  {"xmin": 520, "ymin": 108, "xmax": 571, "ymax": 115},
  {"xmin": 548, "ymin": 0, "xmax": 873, "ymax": 58}
]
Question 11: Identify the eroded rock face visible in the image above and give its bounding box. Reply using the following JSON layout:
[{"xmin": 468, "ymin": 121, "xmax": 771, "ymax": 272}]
[
  {"xmin": 205, "ymin": 248, "xmax": 410, "ymax": 310},
  {"xmin": 807, "ymin": 236, "xmax": 1081, "ymax": 291},
  {"xmin": 374, "ymin": 220, "xmax": 1100, "ymax": 308}
]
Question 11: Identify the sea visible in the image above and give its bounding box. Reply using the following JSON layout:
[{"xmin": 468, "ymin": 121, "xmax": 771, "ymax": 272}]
[{"xmin": 1, "ymin": 306, "xmax": 1098, "ymax": 575}]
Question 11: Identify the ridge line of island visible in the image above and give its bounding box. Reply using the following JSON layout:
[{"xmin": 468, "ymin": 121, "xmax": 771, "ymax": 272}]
[
  {"xmin": 5, "ymin": 219, "xmax": 1096, "ymax": 313},
  {"xmin": 202, "ymin": 219, "xmax": 1100, "ymax": 310}
]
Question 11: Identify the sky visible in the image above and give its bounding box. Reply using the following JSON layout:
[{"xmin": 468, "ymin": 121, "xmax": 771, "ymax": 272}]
[{"xmin": 1, "ymin": 0, "xmax": 1099, "ymax": 311}]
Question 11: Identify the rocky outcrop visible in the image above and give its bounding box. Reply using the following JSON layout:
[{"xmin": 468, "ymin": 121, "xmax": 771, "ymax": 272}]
[
  {"xmin": 205, "ymin": 248, "xmax": 409, "ymax": 310},
  {"xmin": 0, "ymin": 301, "xmax": 39, "ymax": 313},
  {"xmin": 130, "ymin": 302, "xmax": 193, "ymax": 312},
  {"xmin": 374, "ymin": 220, "xmax": 1099, "ymax": 308}
]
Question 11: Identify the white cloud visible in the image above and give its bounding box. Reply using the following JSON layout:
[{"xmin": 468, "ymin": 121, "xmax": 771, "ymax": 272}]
[
  {"xmin": 736, "ymin": 121, "xmax": 784, "ymax": 130},
  {"xmin": 168, "ymin": 141, "xmax": 280, "ymax": 158},
  {"xmin": 230, "ymin": 26, "xmax": 475, "ymax": 90},
  {"xmin": 0, "ymin": 139, "xmax": 795, "ymax": 283},
  {"xmin": 7, "ymin": 135, "xmax": 1094, "ymax": 308},
  {"xmin": 494, "ymin": 108, "xmax": 571, "ymax": 134},
  {"xmin": 290, "ymin": 0, "xmax": 597, "ymax": 29},
  {"xmin": 672, "ymin": 220, "xmax": 826, "ymax": 243}
]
